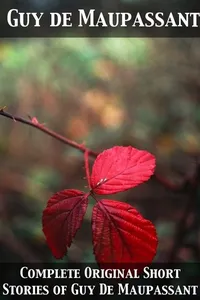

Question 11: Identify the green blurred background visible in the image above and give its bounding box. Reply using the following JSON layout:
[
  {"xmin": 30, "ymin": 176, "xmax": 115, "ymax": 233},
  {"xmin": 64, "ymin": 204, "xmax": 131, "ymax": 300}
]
[{"xmin": 0, "ymin": 37, "xmax": 200, "ymax": 263}]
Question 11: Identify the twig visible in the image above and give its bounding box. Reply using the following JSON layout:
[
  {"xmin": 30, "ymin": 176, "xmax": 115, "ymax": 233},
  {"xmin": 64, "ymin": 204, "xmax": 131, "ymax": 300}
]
[
  {"xmin": 0, "ymin": 109, "xmax": 98, "ymax": 158},
  {"xmin": 0, "ymin": 109, "xmax": 193, "ymax": 193},
  {"xmin": 0, "ymin": 109, "xmax": 190, "ymax": 191},
  {"xmin": 84, "ymin": 150, "xmax": 91, "ymax": 189}
]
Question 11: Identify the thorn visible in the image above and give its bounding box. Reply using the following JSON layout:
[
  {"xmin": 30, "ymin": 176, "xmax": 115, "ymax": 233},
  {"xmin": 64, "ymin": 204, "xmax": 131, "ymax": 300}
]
[
  {"xmin": 31, "ymin": 117, "xmax": 40, "ymax": 125},
  {"xmin": 28, "ymin": 115, "xmax": 45, "ymax": 127}
]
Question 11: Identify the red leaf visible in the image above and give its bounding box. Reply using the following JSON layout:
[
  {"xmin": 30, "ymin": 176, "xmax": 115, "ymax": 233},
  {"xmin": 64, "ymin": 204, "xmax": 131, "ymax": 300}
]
[
  {"xmin": 90, "ymin": 146, "xmax": 156, "ymax": 195},
  {"xmin": 42, "ymin": 189, "xmax": 88, "ymax": 259},
  {"xmin": 92, "ymin": 199, "xmax": 158, "ymax": 265}
]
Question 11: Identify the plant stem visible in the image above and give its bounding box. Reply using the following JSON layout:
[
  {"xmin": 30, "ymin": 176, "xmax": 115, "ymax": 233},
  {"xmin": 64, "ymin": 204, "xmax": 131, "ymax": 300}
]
[
  {"xmin": 0, "ymin": 108, "xmax": 188, "ymax": 191},
  {"xmin": 84, "ymin": 150, "xmax": 91, "ymax": 189},
  {"xmin": 0, "ymin": 109, "xmax": 98, "ymax": 158}
]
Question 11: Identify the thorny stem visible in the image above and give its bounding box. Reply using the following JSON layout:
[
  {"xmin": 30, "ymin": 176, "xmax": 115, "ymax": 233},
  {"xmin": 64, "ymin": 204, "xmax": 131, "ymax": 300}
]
[
  {"xmin": 84, "ymin": 150, "xmax": 91, "ymax": 189},
  {"xmin": 0, "ymin": 109, "xmax": 98, "ymax": 158},
  {"xmin": 0, "ymin": 108, "xmax": 199, "ymax": 261},
  {"xmin": 0, "ymin": 109, "xmax": 191, "ymax": 191}
]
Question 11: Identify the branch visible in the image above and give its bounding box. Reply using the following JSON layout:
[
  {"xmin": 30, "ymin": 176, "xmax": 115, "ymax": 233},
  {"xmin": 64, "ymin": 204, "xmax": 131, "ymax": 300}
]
[
  {"xmin": 84, "ymin": 150, "xmax": 91, "ymax": 189},
  {"xmin": 0, "ymin": 109, "xmax": 189, "ymax": 192},
  {"xmin": 0, "ymin": 109, "xmax": 98, "ymax": 158}
]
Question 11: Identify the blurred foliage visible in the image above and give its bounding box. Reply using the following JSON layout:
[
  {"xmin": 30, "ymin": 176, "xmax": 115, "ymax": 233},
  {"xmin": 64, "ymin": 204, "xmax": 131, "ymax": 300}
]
[{"xmin": 0, "ymin": 37, "xmax": 200, "ymax": 265}]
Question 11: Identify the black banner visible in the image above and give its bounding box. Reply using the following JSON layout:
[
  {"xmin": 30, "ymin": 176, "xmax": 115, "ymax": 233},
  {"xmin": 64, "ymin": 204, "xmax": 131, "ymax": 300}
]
[
  {"xmin": 0, "ymin": 0, "xmax": 200, "ymax": 37},
  {"xmin": 0, "ymin": 263, "xmax": 199, "ymax": 299}
]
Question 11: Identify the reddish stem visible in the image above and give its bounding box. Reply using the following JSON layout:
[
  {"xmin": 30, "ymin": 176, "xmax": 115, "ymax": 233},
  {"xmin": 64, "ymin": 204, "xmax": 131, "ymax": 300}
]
[
  {"xmin": 84, "ymin": 150, "xmax": 91, "ymax": 189},
  {"xmin": 0, "ymin": 109, "xmax": 98, "ymax": 158},
  {"xmin": 0, "ymin": 109, "xmax": 187, "ymax": 192}
]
